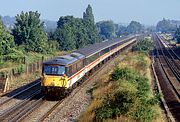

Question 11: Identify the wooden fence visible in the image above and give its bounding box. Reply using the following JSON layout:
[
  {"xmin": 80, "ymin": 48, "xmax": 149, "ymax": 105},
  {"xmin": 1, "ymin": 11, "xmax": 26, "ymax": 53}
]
[{"xmin": 0, "ymin": 56, "xmax": 51, "ymax": 93}]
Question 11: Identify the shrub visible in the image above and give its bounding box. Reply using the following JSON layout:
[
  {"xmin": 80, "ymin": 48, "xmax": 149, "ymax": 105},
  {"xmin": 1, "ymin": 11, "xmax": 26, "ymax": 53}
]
[
  {"xmin": 132, "ymin": 37, "xmax": 153, "ymax": 54},
  {"xmin": 95, "ymin": 67, "xmax": 159, "ymax": 122},
  {"xmin": 95, "ymin": 90, "xmax": 137, "ymax": 120},
  {"xmin": 111, "ymin": 67, "xmax": 137, "ymax": 81}
]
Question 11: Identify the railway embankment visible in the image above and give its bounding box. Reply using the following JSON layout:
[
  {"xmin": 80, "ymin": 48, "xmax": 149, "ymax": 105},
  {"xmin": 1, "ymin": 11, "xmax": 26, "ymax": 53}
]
[{"xmin": 78, "ymin": 37, "xmax": 165, "ymax": 122}]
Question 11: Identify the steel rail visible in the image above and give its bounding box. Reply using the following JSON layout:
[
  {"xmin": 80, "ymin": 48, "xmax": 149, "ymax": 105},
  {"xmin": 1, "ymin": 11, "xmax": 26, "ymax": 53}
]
[
  {"xmin": 154, "ymin": 34, "xmax": 180, "ymax": 99},
  {"xmin": 0, "ymin": 80, "xmax": 40, "ymax": 106},
  {"xmin": 0, "ymin": 90, "xmax": 41, "ymax": 121}
]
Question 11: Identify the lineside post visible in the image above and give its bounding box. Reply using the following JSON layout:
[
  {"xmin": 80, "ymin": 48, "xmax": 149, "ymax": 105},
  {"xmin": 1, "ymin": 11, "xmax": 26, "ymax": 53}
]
[{"xmin": 3, "ymin": 74, "xmax": 9, "ymax": 93}]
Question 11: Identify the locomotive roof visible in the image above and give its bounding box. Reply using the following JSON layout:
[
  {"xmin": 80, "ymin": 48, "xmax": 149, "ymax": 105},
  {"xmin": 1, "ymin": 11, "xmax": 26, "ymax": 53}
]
[
  {"xmin": 43, "ymin": 52, "xmax": 85, "ymax": 66},
  {"xmin": 75, "ymin": 36, "xmax": 134, "ymax": 57}
]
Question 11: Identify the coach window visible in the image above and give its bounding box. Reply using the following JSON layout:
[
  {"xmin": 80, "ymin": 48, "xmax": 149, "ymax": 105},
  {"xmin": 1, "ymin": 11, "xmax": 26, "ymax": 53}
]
[
  {"xmin": 68, "ymin": 65, "xmax": 73, "ymax": 76},
  {"xmin": 72, "ymin": 63, "xmax": 77, "ymax": 74},
  {"xmin": 77, "ymin": 60, "xmax": 83, "ymax": 71},
  {"xmin": 87, "ymin": 52, "xmax": 99, "ymax": 64}
]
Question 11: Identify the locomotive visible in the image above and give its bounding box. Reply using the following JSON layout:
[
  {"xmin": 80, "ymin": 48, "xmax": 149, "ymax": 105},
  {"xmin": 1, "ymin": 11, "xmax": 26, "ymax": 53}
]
[{"xmin": 41, "ymin": 36, "xmax": 137, "ymax": 96}]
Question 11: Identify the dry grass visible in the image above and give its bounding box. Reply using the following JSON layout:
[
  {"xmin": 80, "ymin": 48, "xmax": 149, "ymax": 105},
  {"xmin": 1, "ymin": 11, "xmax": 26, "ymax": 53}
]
[
  {"xmin": 152, "ymin": 105, "xmax": 166, "ymax": 122},
  {"xmin": 8, "ymin": 71, "xmax": 40, "ymax": 90},
  {"xmin": 0, "ymin": 51, "xmax": 67, "ymax": 72}
]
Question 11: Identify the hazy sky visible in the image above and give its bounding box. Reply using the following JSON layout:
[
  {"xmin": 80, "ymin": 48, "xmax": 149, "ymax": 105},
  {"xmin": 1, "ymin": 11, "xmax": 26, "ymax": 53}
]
[{"xmin": 0, "ymin": 0, "xmax": 180, "ymax": 25}]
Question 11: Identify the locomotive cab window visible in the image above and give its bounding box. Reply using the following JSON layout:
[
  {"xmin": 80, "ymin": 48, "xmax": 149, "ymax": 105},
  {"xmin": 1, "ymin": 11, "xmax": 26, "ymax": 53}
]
[{"xmin": 43, "ymin": 65, "xmax": 65, "ymax": 76}]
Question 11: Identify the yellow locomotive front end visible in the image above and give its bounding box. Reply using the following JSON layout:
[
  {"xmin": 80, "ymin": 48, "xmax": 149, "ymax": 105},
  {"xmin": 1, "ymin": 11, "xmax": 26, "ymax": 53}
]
[
  {"xmin": 41, "ymin": 64, "xmax": 69, "ymax": 97},
  {"xmin": 41, "ymin": 52, "xmax": 85, "ymax": 98}
]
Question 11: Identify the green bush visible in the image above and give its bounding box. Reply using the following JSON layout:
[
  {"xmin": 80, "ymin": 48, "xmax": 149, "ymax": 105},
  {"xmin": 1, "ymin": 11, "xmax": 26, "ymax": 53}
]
[
  {"xmin": 95, "ymin": 79, "xmax": 137, "ymax": 119},
  {"xmin": 111, "ymin": 67, "xmax": 137, "ymax": 81},
  {"xmin": 132, "ymin": 37, "xmax": 153, "ymax": 53},
  {"xmin": 95, "ymin": 91, "xmax": 136, "ymax": 119},
  {"xmin": 95, "ymin": 67, "xmax": 159, "ymax": 122}
]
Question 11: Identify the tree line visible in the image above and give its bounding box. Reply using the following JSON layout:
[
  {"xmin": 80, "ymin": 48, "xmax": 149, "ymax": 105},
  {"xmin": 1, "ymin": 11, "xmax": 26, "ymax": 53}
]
[
  {"xmin": 156, "ymin": 18, "xmax": 180, "ymax": 43},
  {"xmin": 96, "ymin": 20, "xmax": 144, "ymax": 40}
]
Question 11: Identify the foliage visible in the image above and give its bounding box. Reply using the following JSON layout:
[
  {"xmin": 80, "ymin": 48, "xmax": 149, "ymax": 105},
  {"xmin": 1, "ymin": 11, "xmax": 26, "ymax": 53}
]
[
  {"xmin": 127, "ymin": 21, "xmax": 144, "ymax": 34},
  {"xmin": 96, "ymin": 20, "xmax": 117, "ymax": 40},
  {"xmin": 54, "ymin": 5, "xmax": 100, "ymax": 51},
  {"xmin": 54, "ymin": 16, "xmax": 88, "ymax": 50},
  {"xmin": 0, "ymin": 18, "xmax": 24, "ymax": 65},
  {"xmin": 111, "ymin": 67, "xmax": 136, "ymax": 81},
  {"xmin": 116, "ymin": 25, "xmax": 128, "ymax": 37},
  {"xmin": 83, "ymin": 4, "xmax": 100, "ymax": 44},
  {"xmin": 156, "ymin": 18, "xmax": 177, "ymax": 33},
  {"xmin": 95, "ymin": 67, "xmax": 159, "ymax": 122},
  {"xmin": 96, "ymin": 20, "xmax": 144, "ymax": 38},
  {"xmin": 132, "ymin": 37, "xmax": 153, "ymax": 53},
  {"xmin": 0, "ymin": 19, "xmax": 15, "ymax": 55},
  {"xmin": 95, "ymin": 82, "xmax": 136, "ymax": 119},
  {"xmin": 54, "ymin": 22, "xmax": 76, "ymax": 51},
  {"xmin": 175, "ymin": 26, "xmax": 180, "ymax": 44},
  {"xmin": 12, "ymin": 11, "xmax": 50, "ymax": 53}
]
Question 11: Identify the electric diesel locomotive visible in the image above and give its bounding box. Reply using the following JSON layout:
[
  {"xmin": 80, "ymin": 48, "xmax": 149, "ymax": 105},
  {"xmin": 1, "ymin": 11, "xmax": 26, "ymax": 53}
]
[{"xmin": 41, "ymin": 36, "xmax": 137, "ymax": 96}]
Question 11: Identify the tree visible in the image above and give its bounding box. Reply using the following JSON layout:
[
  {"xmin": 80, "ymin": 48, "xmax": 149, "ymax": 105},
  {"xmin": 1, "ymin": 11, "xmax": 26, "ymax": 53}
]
[
  {"xmin": 54, "ymin": 23, "xmax": 76, "ymax": 51},
  {"xmin": 156, "ymin": 18, "xmax": 176, "ymax": 33},
  {"xmin": 12, "ymin": 11, "xmax": 49, "ymax": 53},
  {"xmin": 0, "ymin": 18, "xmax": 24, "ymax": 63},
  {"xmin": 74, "ymin": 19, "xmax": 88, "ymax": 49},
  {"xmin": 0, "ymin": 18, "xmax": 15, "ymax": 56},
  {"xmin": 53, "ymin": 5, "xmax": 100, "ymax": 51},
  {"xmin": 83, "ymin": 5, "xmax": 94, "ymax": 24},
  {"xmin": 127, "ymin": 21, "xmax": 144, "ymax": 34},
  {"xmin": 116, "ymin": 25, "xmax": 128, "ymax": 37},
  {"xmin": 96, "ymin": 20, "xmax": 116, "ymax": 40},
  {"xmin": 175, "ymin": 26, "xmax": 180, "ymax": 44},
  {"xmin": 83, "ymin": 4, "xmax": 100, "ymax": 44},
  {"xmin": 54, "ymin": 16, "xmax": 88, "ymax": 50}
]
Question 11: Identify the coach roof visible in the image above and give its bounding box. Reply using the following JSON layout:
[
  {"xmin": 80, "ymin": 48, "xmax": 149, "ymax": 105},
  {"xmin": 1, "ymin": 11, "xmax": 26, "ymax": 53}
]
[{"xmin": 75, "ymin": 36, "xmax": 134, "ymax": 57}]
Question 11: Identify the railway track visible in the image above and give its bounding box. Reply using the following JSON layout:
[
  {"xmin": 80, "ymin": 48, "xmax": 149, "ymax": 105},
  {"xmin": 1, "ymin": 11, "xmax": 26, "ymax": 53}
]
[
  {"xmin": 159, "ymin": 36, "xmax": 180, "ymax": 73},
  {"xmin": 0, "ymin": 90, "xmax": 43, "ymax": 121},
  {"xmin": 0, "ymin": 80, "xmax": 42, "ymax": 121},
  {"xmin": 0, "ymin": 80, "xmax": 40, "ymax": 106},
  {"xmin": 156, "ymin": 36, "xmax": 180, "ymax": 82},
  {"xmin": 153, "ymin": 33, "xmax": 180, "ymax": 121}
]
